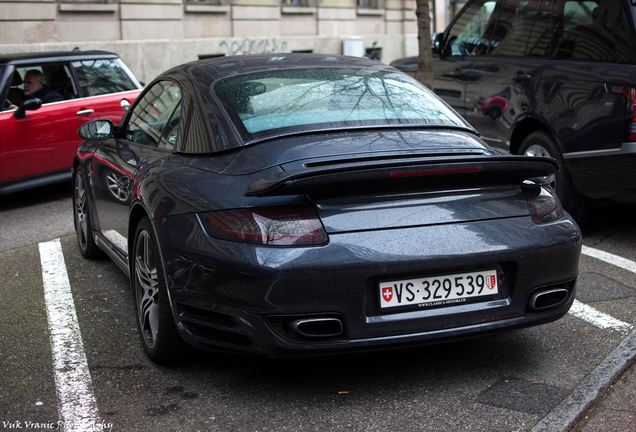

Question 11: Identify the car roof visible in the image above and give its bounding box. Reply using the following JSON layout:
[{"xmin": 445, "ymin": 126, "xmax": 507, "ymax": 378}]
[
  {"xmin": 160, "ymin": 53, "xmax": 396, "ymax": 82},
  {"xmin": 151, "ymin": 53, "xmax": 473, "ymax": 154},
  {"xmin": 0, "ymin": 50, "xmax": 120, "ymax": 65}
]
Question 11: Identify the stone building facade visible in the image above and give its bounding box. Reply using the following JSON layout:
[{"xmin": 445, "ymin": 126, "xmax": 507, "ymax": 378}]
[{"xmin": 0, "ymin": 0, "xmax": 453, "ymax": 83}]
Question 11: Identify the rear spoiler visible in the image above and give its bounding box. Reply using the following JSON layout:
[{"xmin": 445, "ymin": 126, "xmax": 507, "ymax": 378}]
[{"xmin": 243, "ymin": 156, "xmax": 559, "ymax": 198}]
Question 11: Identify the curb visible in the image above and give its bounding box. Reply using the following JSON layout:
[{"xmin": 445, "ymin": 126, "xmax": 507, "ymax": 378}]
[{"xmin": 532, "ymin": 329, "xmax": 636, "ymax": 432}]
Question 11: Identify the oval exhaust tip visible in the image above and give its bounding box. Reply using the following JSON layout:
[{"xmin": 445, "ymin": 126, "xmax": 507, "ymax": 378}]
[
  {"xmin": 290, "ymin": 317, "xmax": 344, "ymax": 338},
  {"xmin": 529, "ymin": 288, "xmax": 569, "ymax": 311}
]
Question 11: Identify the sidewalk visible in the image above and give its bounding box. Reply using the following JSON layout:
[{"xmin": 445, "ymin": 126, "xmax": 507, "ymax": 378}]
[
  {"xmin": 531, "ymin": 330, "xmax": 636, "ymax": 432},
  {"xmin": 572, "ymin": 361, "xmax": 636, "ymax": 431}
]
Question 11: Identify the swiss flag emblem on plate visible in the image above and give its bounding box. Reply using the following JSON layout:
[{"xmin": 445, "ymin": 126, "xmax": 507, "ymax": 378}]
[{"xmin": 382, "ymin": 286, "xmax": 393, "ymax": 302}]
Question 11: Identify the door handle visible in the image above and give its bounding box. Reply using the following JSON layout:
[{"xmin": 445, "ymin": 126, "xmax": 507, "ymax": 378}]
[
  {"xmin": 511, "ymin": 73, "xmax": 532, "ymax": 81},
  {"xmin": 76, "ymin": 109, "xmax": 95, "ymax": 116}
]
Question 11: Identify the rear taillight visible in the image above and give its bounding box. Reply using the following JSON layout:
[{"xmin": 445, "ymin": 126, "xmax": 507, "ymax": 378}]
[
  {"xmin": 609, "ymin": 85, "xmax": 636, "ymax": 141},
  {"xmin": 199, "ymin": 206, "xmax": 328, "ymax": 246},
  {"xmin": 522, "ymin": 184, "xmax": 564, "ymax": 224}
]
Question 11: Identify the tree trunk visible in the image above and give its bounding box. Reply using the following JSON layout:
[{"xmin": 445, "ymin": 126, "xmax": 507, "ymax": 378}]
[{"xmin": 415, "ymin": 0, "xmax": 434, "ymax": 89}]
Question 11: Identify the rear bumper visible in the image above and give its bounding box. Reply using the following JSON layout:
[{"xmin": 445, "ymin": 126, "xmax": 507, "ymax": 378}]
[
  {"xmin": 176, "ymin": 286, "xmax": 577, "ymax": 357},
  {"xmin": 157, "ymin": 214, "xmax": 582, "ymax": 357},
  {"xmin": 565, "ymin": 143, "xmax": 636, "ymax": 200}
]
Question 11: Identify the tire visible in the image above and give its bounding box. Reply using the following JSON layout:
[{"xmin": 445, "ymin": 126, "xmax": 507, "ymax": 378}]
[
  {"xmin": 73, "ymin": 167, "xmax": 103, "ymax": 258},
  {"xmin": 132, "ymin": 216, "xmax": 184, "ymax": 364},
  {"xmin": 519, "ymin": 131, "xmax": 588, "ymax": 221}
]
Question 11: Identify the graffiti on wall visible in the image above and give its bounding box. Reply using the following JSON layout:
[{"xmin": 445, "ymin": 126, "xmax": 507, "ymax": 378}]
[{"xmin": 219, "ymin": 39, "xmax": 289, "ymax": 56}]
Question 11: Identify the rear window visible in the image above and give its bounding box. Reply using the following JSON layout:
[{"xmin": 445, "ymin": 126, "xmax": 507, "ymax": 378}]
[
  {"xmin": 72, "ymin": 58, "xmax": 140, "ymax": 97},
  {"xmin": 214, "ymin": 68, "xmax": 469, "ymax": 143}
]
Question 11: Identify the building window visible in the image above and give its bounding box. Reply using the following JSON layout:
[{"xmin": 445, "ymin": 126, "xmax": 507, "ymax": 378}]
[
  {"xmin": 59, "ymin": 0, "xmax": 114, "ymax": 3},
  {"xmin": 357, "ymin": 0, "xmax": 376, "ymax": 7},
  {"xmin": 281, "ymin": 0, "xmax": 310, "ymax": 5},
  {"xmin": 186, "ymin": 0, "xmax": 224, "ymax": 4}
]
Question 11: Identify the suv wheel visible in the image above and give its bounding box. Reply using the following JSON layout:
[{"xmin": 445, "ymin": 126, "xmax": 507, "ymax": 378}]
[{"xmin": 519, "ymin": 131, "xmax": 587, "ymax": 221}]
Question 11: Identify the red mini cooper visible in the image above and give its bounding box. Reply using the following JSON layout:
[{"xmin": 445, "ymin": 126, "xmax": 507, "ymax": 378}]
[{"xmin": 0, "ymin": 50, "xmax": 143, "ymax": 195}]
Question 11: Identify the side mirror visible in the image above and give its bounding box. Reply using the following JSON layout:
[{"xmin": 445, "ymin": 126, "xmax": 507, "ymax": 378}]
[
  {"xmin": 433, "ymin": 32, "xmax": 445, "ymax": 55},
  {"xmin": 13, "ymin": 98, "xmax": 42, "ymax": 119},
  {"xmin": 78, "ymin": 119, "xmax": 114, "ymax": 140}
]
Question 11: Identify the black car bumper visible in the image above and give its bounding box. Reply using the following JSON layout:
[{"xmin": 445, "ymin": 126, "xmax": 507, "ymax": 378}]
[
  {"xmin": 566, "ymin": 143, "xmax": 636, "ymax": 201},
  {"xmin": 156, "ymin": 214, "xmax": 581, "ymax": 357}
]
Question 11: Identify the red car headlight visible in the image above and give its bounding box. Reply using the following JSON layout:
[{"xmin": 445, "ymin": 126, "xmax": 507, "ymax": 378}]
[
  {"xmin": 199, "ymin": 206, "xmax": 328, "ymax": 246},
  {"xmin": 523, "ymin": 183, "xmax": 564, "ymax": 224}
]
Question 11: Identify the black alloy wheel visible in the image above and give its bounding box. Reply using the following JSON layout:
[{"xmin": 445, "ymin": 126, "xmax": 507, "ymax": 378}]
[
  {"xmin": 73, "ymin": 167, "xmax": 102, "ymax": 258},
  {"xmin": 132, "ymin": 216, "xmax": 184, "ymax": 364}
]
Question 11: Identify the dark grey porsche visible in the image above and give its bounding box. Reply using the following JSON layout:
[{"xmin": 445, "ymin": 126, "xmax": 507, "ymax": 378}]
[{"xmin": 72, "ymin": 54, "xmax": 582, "ymax": 363}]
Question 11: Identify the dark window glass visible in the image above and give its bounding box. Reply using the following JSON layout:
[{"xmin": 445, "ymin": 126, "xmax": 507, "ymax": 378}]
[
  {"xmin": 214, "ymin": 68, "xmax": 467, "ymax": 143},
  {"xmin": 444, "ymin": 0, "xmax": 497, "ymax": 56},
  {"xmin": 552, "ymin": 0, "xmax": 636, "ymax": 62},
  {"xmin": 7, "ymin": 63, "xmax": 74, "ymax": 106},
  {"xmin": 126, "ymin": 81, "xmax": 181, "ymax": 149},
  {"xmin": 1, "ymin": 65, "xmax": 13, "ymax": 110},
  {"xmin": 487, "ymin": 0, "xmax": 552, "ymax": 57}
]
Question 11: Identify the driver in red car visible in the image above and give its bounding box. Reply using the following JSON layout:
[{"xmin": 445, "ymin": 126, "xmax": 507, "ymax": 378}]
[{"xmin": 9, "ymin": 69, "xmax": 63, "ymax": 109}]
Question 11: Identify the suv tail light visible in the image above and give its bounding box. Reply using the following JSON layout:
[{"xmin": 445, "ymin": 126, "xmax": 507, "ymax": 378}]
[
  {"xmin": 522, "ymin": 183, "xmax": 564, "ymax": 224},
  {"xmin": 608, "ymin": 85, "xmax": 636, "ymax": 141},
  {"xmin": 199, "ymin": 206, "xmax": 328, "ymax": 246}
]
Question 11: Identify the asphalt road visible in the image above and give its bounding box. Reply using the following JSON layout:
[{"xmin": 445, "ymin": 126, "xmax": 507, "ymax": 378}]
[{"xmin": 1, "ymin": 183, "xmax": 635, "ymax": 432}]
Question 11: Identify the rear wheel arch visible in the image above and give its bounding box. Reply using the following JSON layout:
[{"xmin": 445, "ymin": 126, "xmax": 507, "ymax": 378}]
[
  {"xmin": 127, "ymin": 205, "xmax": 175, "ymax": 303},
  {"xmin": 509, "ymin": 118, "xmax": 560, "ymax": 156},
  {"xmin": 512, "ymin": 125, "xmax": 588, "ymax": 221},
  {"xmin": 130, "ymin": 215, "xmax": 185, "ymax": 364}
]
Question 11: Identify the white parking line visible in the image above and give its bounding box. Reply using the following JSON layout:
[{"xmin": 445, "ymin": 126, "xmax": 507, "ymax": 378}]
[
  {"xmin": 582, "ymin": 245, "xmax": 636, "ymax": 274},
  {"xmin": 568, "ymin": 300, "xmax": 633, "ymax": 333},
  {"xmin": 568, "ymin": 245, "xmax": 635, "ymax": 333},
  {"xmin": 39, "ymin": 239, "xmax": 101, "ymax": 432}
]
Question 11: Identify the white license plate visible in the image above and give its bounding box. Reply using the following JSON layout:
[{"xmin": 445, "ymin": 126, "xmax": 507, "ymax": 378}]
[{"xmin": 379, "ymin": 269, "xmax": 499, "ymax": 309}]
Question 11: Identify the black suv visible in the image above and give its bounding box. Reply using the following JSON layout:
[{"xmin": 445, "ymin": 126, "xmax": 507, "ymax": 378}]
[{"xmin": 391, "ymin": 0, "xmax": 636, "ymax": 219}]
